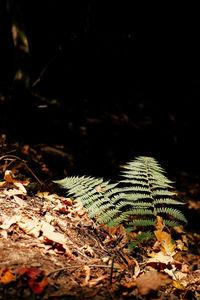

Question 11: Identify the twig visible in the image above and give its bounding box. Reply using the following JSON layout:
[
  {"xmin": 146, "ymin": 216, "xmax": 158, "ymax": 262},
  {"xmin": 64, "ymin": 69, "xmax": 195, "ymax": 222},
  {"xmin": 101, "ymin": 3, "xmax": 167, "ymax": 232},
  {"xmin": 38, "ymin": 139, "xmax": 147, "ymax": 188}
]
[
  {"xmin": 47, "ymin": 264, "xmax": 121, "ymax": 276},
  {"xmin": 0, "ymin": 154, "xmax": 42, "ymax": 185},
  {"xmin": 109, "ymin": 256, "xmax": 115, "ymax": 286}
]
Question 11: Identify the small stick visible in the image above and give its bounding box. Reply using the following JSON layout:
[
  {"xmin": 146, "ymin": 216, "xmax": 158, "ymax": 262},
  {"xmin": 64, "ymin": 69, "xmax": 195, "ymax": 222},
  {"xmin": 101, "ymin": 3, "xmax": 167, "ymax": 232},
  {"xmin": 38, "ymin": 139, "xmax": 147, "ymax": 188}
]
[
  {"xmin": 47, "ymin": 264, "xmax": 121, "ymax": 276},
  {"xmin": 0, "ymin": 154, "xmax": 42, "ymax": 185},
  {"xmin": 109, "ymin": 256, "xmax": 115, "ymax": 286}
]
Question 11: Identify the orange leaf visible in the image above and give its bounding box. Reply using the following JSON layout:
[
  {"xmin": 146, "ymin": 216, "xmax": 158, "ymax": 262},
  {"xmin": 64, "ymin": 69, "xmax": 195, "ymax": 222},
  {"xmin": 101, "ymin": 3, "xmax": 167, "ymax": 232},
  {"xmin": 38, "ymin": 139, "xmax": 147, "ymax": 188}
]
[
  {"xmin": 155, "ymin": 216, "xmax": 165, "ymax": 231},
  {"xmin": 154, "ymin": 230, "xmax": 176, "ymax": 256},
  {"xmin": 0, "ymin": 268, "xmax": 16, "ymax": 284},
  {"xmin": 4, "ymin": 170, "xmax": 13, "ymax": 183}
]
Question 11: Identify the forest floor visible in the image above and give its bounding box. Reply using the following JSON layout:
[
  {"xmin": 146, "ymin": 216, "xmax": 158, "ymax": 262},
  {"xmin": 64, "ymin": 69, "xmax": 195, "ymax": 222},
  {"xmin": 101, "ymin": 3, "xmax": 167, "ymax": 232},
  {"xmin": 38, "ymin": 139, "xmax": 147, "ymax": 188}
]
[
  {"xmin": 1, "ymin": 88, "xmax": 200, "ymax": 299},
  {"xmin": 0, "ymin": 137, "xmax": 200, "ymax": 300}
]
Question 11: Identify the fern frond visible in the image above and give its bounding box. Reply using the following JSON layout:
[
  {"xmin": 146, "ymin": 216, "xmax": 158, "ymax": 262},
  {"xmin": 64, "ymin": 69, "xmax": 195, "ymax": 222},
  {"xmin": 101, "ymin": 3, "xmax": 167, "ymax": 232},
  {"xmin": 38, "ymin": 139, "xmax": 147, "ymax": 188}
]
[
  {"xmin": 152, "ymin": 190, "xmax": 176, "ymax": 197},
  {"xmin": 97, "ymin": 209, "xmax": 120, "ymax": 224},
  {"xmin": 128, "ymin": 232, "xmax": 155, "ymax": 251},
  {"xmin": 129, "ymin": 219, "xmax": 156, "ymax": 227},
  {"xmin": 163, "ymin": 219, "xmax": 180, "ymax": 227},
  {"xmin": 153, "ymin": 198, "xmax": 184, "ymax": 205},
  {"xmin": 156, "ymin": 207, "xmax": 187, "ymax": 223},
  {"xmin": 55, "ymin": 155, "xmax": 187, "ymax": 252},
  {"xmin": 116, "ymin": 201, "xmax": 153, "ymax": 209}
]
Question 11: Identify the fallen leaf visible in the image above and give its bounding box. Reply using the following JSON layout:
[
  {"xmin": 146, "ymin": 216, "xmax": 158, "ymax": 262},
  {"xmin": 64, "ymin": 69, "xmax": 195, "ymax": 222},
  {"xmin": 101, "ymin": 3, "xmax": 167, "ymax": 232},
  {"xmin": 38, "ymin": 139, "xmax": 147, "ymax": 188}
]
[
  {"xmin": 165, "ymin": 269, "xmax": 187, "ymax": 282},
  {"xmin": 79, "ymin": 244, "xmax": 94, "ymax": 257},
  {"xmin": 148, "ymin": 251, "xmax": 174, "ymax": 264},
  {"xmin": 36, "ymin": 192, "xmax": 61, "ymax": 202},
  {"xmin": 0, "ymin": 268, "xmax": 16, "ymax": 284},
  {"xmin": 172, "ymin": 279, "xmax": 186, "ymax": 290},
  {"xmin": 0, "ymin": 229, "xmax": 7, "ymax": 239},
  {"xmin": 40, "ymin": 221, "xmax": 74, "ymax": 259},
  {"xmin": 0, "ymin": 215, "xmax": 21, "ymax": 230},
  {"xmin": 13, "ymin": 195, "xmax": 27, "ymax": 207},
  {"xmin": 0, "ymin": 181, "xmax": 6, "ymax": 187},
  {"xmin": 155, "ymin": 215, "xmax": 165, "ymax": 231},
  {"xmin": 176, "ymin": 239, "xmax": 186, "ymax": 251},
  {"xmin": 13, "ymin": 182, "xmax": 27, "ymax": 194},
  {"xmin": 154, "ymin": 230, "xmax": 176, "ymax": 256},
  {"xmin": 135, "ymin": 270, "xmax": 171, "ymax": 295},
  {"xmin": 4, "ymin": 188, "xmax": 25, "ymax": 197},
  {"xmin": 18, "ymin": 268, "xmax": 48, "ymax": 295},
  {"xmin": 17, "ymin": 215, "xmax": 41, "ymax": 238},
  {"xmin": 121, "ymin": 281, "xmax": 136, "ymax": 289},
  {"xmin": 4, "ymin": 170, "xmax": 13, "ymax": 183}
]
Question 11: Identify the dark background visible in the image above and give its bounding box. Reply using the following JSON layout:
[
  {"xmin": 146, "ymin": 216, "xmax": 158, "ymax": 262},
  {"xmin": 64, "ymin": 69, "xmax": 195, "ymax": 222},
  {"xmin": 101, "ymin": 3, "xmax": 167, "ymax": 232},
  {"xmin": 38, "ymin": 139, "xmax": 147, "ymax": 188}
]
[{"xmin": 0, "ymin": 1, "xmax": 199, "ymax": 180}]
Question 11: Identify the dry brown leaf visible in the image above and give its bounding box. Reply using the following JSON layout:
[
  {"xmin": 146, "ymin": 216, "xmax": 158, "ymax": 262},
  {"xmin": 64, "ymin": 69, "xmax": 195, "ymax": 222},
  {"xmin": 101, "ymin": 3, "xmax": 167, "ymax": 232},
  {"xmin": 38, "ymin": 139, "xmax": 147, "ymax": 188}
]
[
  {"xmin": 40, "ymin": 221, "xmax": 74, "ymax": 259},
  {"xmin": 176, "ymin": 239, "xmax": 187, "ymax": 251},
  {"xmin": 171, "ymin": 279, "xmax": 186, "ymax": 290},
  {"xmin": 165, "ymin": 269, "xmax": 187, "ymax": 282},
  {"xmin": 79, "ymin": 244, "xmax": 94, "ymax": 257},
  {"xmin": 13, "ymin": 182, "xmax": 27, "ymax": 194},
  {"xmin": 135, "ymin": 269, "xmax": 171, "ymax": 295},
  {"xmin": 17, "ymin": 215, "xmax": 41, "ymax": 238},
  {"xmin": 73, "ymin": 200, "xmax": 86, "ymax": 217},
  {"xmin": 0, "ymin": 230, "xmax": 8, "ymax": 239},
  {"xmin": 0, "ymin": 215, "xmax": 21, "ymax": 230},
  {"xmin": 13, "ymin": 195, "xmax": 27, "ymax": 207},
  {"xmin": 36, "ymin": 192, "xmax": 61, "ymax": 202},
  {"xmin": 4, "ymin": 188, "xmax": 25, "ymax": 197},
  {"xmin": 147, "ymin": 251, "xmax": 174, "ymax": 264}
]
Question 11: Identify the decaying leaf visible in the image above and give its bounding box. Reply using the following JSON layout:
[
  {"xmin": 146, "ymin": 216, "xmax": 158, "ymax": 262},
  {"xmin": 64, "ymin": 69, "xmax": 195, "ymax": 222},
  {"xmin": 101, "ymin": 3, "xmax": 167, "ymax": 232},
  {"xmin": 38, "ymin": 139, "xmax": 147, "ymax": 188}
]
[
  {"xmin": 135, "ymin": 269, "xmax": 171, "ymax": 295},
  {"xmin": 79, "ymin": 244, "xmax": 94, "ymax": 257},
  {"xmin": 4, "ymin": 170, "xmax": 13, "ymax": 183},
  {"xmin": 0, "ymin": 215, "xmax": 21, "ymax": 230},
  {"xmin": 18, "ymin": 268, "xmax": 48, "ymax": 295},
  {"xmin": 17, "ymin": 215, "xmax": 41, "ymax": 238},
  {"xmin": 39, "ymin": 221, "xmax": 74, "ymax": 259}
]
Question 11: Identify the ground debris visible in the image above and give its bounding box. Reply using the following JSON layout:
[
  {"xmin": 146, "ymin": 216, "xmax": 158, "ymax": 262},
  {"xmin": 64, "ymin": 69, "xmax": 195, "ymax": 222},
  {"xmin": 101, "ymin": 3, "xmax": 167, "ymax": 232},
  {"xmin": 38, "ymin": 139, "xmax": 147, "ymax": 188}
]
[{"xmin": 1, "ymin": 159, "xmax": 200, "ymax": 299}]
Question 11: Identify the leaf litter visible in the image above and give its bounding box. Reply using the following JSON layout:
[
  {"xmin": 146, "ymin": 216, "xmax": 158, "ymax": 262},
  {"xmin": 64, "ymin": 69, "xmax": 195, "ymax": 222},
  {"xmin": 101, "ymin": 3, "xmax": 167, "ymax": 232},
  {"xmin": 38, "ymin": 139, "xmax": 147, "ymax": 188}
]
[{"xmin": 0, "ymin": 157, "xmax": 200, "ymax": 299}]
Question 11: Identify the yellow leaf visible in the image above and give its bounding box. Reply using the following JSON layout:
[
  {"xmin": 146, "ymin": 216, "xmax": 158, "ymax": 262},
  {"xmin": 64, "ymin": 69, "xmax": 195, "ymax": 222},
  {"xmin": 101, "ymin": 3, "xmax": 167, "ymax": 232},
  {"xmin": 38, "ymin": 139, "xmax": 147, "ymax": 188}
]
[
  {"xmin": 172, "ymin": 280, "xmax": 186, "ymax": 290},
  {"xmin": 154, "ymin": 230, "xmax": 176, "ymax": 256},
  {"xmin": 148, "ymin": 251, "xmax": 174, "ymax": 264},
  {"xmin": 155, "ymin": 215, "xmax": 165, "ymax": 231}
]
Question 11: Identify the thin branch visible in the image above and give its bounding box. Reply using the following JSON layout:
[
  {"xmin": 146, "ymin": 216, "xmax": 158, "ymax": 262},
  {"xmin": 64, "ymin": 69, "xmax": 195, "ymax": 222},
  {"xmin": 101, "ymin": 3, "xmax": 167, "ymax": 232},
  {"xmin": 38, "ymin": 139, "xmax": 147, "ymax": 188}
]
[
  {"xmin": 109, "ymin": 256, "xmax": 115, "ymax": 286},
  {"xmin": 47, "ymin": 264, "xmax": 121, "ymax": 276},
  {"xmin": 0, "ymin": 154, "xmax": 42, "ymax": 185}
]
